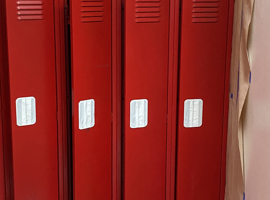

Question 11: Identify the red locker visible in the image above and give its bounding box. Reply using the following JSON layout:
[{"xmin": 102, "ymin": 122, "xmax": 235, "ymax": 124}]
[
  {"xmin": 0, "ymin": 99, "xmax": 5, "ymax": 200},
  {"xmin": 0, "ymin": 93, "xmax": 5, "ymax": 200},
  {"xmin": 0, "ymin": 3, "xmax": 8, "ymax": 198},
  {"xmin": 176, "ymin": 0, "xmax": 234, "ymax": 199},
  {"xmin": 123, "ymin": 0, "xmax": 179, "ymax": 200},
  {"xmin": 3, "ymin": 0, "xmax": 68, "ymax": 199},
  {"xmin": 0, "ymin": 1, "xmax": 15, "ymax": 198},
  {"xmin": 70, "ymin": 0, "xmax": 121, "ymax": 199}
]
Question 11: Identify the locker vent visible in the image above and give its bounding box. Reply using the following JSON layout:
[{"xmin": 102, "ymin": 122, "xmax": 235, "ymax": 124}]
[
  {"xmin": 192, "ymin": 0, "xmax": 219, "ymax": 23},
  {"xmin": 135, "ymin": 0, "xmax": 161, "ymax": 23},
  {"xmin": 81, "ymin": 0, "xmax": 104, "ymax": 23},
  {"xmin": 17, "ymin": 1, "xmax": 44, "ymax": 21}
]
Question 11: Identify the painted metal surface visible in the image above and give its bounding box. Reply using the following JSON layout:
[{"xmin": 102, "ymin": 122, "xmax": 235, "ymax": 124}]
[
  {"xmin": 220, "ymin": 0, "xmax": 235, "ymax": 199},
  {"xmin": 123, "ymin": 0, "xmax": 170, "ymax": 200},
  {"xmin": 111, "ymin": 0, "xmax": 122, "ymax": 200},
  {"xmin": 53, "ymin": 0, "xmax": 69, "ymax": 199},
  {"xmin": 0, "ymin": 101, "xmax": 5, "ymax": 200},
  {"xmin": 70, "ymin": 0, "xmax": 121, "ymax": 199},
  {"xmin": 0, "ymin": 83, "xmax": 6, "ymax": 200},
  {"xmin": 0, "ymin": 1, "xmax": 13, "ymax": 198},
  {"xmin": 4, "ymin": 0, "xmax": 60, "ymax": 199},
  {"xmin": 166, "ymin": 0, "xmax": 180, "ymax": 200},
  {"xmin": 0, "ymin": 4, "xmax": 7, "ymax": 199},
  {"xmin": 176, "ymin": 0, "xmax": 233, "ymax": 199}
]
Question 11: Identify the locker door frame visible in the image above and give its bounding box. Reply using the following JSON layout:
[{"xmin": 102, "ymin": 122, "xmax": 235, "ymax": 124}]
[
  {"xmin": 112, "ymin": 0, "xmax": 122, "ymax": 199},
  {"xmin": 220, "ymin": 0, "xmax": 235, "ymax": 199},
  {"xmin": 166, "ymin": 0, "xmax": 180, "ymax": 199},
  {"xmin": 0, "ymin": 87, "xmax": 5, "ymax": 200},
  {"xmin": 0, "ymin": 1, "xmax": 13, "ymax": 199},
  {"xmin": 0, "ymin": 95, "xmax": 6, "ymax": 200},
  {"xmin": 53, "ymin": 0, "xmax": 69, "ymax": 199},
  {"xmin": 0, "ymin": 5, "xmax": 7, "ymax": 200},
  {"xmin": 0, "ymin": 15, "xmax": 6, "ymax": 200}
]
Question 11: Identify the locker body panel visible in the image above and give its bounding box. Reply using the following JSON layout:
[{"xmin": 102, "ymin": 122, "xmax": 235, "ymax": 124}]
[
  {"xmin": 123, "ymin": 0, "xmax": 170, "ymax": 200},
  {"xmin": 4, "ymin": 0, "xmax": 59, "ymax": 199},
  {"xmin": 176, "ymin": 0, "xmax": 231, "ymax": 199},
  {"xmin": 70, "ymin": 0, "xmax": 112, "ymax": 199}
]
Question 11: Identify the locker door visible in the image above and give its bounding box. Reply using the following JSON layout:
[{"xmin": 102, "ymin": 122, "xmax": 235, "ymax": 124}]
[
  {"xmin": 123, "ymin": 0, "xmax": 170, "ymax": 200},
  {"xmin": 70, "ymin": 0, "xmax": 114, "ymax": 199},
  {"xmin": 176, "ymin": 0, "xmax": 232, "ymax": 199},
  {"xmin": 4, "ymin": 0, "xmax": 59, "ymax": 199}
]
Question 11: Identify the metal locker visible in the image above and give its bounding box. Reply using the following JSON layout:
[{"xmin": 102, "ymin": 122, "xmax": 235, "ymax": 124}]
[
  {"xmin": 0, "ymin": 94, "xmax": 5, "ymax": 200},
  {"xmin": 2, "ymin": 0, "xmax": 68, "ymax": 199},
  {"xmin": 0, "ymin": 104, "xmax": 5, "ymax": 200},
  {"xmin": 70, "ymin": 0, "xmax": 121, "ymax": 199},
  {"xmin": 0, "ymin": 3, "xmax": 8, "ymax": 198},
  {"xmin": 176, "ymin": 0, "xmax": 234, "ymax": 199},
  {"xmin": 123, "ymin": 0, "xmax": 179, "ymax": 200}
]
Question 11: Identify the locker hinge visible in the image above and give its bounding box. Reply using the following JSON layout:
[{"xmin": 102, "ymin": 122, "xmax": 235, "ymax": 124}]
[{"xmin": 111, "ymin": 113, "xmax": 113, "ymax": 122}]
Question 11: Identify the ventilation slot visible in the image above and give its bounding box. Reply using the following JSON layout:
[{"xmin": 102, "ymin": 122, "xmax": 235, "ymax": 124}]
[
  {"xmin": 17, "ymin": 1, "xmax": 44, "ymax": 20},
  {"xmin": 135, "ymin": 0, "xmax": 161, "ymax": 23},
  {"xmin": 192, "ymin": 0, "xmax": 219, "ymax": 23},
  {"xmin": 81, "ymin": 0, "xmax": 104, "ymax": 23}
]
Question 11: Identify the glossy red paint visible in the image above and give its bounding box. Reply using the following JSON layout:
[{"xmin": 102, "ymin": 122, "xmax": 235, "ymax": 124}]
[
  {"xmin": 70, "ymin": 0, "xmax": 121, "ymax": 199},
  {"xmin": 176, "ymin": 0, "xmax": 234, "ymax": 199},
  {"xmin": 123, "ymin": 0, "xmax": 176, "ymax": 200},
  {"xmin": 3, "ymin": 0, "xmax": 67, "ymax": 199}
]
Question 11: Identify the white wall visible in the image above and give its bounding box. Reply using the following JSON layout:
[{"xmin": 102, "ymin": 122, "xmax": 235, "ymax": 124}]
[{"xmin": 244, "ymin": 0, "xmax": 270, "ymax": 199}]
